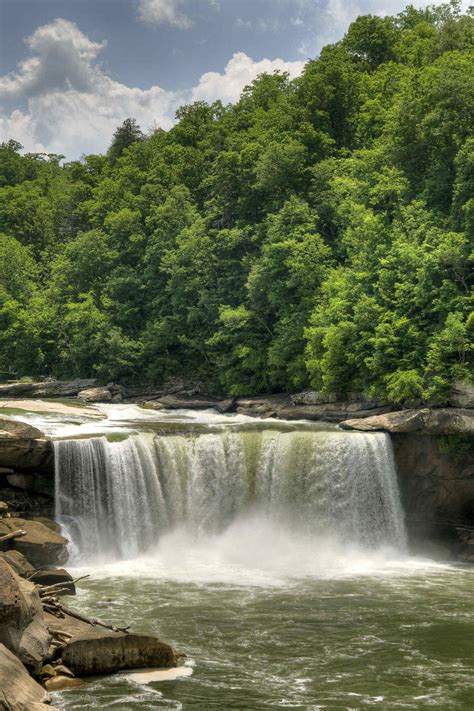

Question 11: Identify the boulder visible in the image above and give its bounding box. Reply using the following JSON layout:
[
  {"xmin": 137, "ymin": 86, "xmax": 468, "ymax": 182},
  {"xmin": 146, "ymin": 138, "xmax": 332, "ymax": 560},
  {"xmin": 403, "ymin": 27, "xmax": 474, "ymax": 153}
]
[
  {"xmin": 0, "ymin": 518, "xmax": 68, "ymax": 567},
  {"xmin": 45, "ymin": 611, "xmax": 177, "ymax": 677},
  {"xmin": 0, "ymin": 550, "xmax": 35, "ymax": 578},
  {"xmin": 0, "ymin": 417, "xmax": 52, "ymax": 474},
  {"xmin": 62, "ymin": 631, "xmax": 177, "ymax": 676},
  {"xmin": 0, "ymin": 399, "xmax": 104, "ymax": 418},
  {"xmin": 0, "ymin": 379, "xmax": 97, "ymax": 399},
  {"xmin": 77, "ymin": 387, "xmax": 113, "ymax": 403},
  {"xmin": 29, "ymin": 568, "xmax": 76, "ymax": 595},
  {"xmin": 26, "ymin": 516, "xmax": 62, "ymax": 534},
  {"xmin": 0, "ymin": 559, "xmax": 51, "ymax": 673},
  {"xmin": 341, "ymin": 408, "xmax": 474, "ymax": 436},
  {"xmin": 0, "ymin": 643, "xmax": 55, "ymax": 710},
  {"xmin": 449, "ymin": 381, "xmax": 474, "ymax": 409},
  {"xmin": 44, "ymin": 676, "xmax": 85, "ymax": 691}
]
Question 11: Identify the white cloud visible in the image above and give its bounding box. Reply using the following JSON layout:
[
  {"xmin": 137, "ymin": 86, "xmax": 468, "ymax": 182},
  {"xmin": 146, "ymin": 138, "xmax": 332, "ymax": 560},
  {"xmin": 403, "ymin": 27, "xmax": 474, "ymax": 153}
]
[
  {"xmin": 137, "ymin": 0, "xmax": 193, "ymax": 28},
  {"xmin": 192, "ymin": 51, "xmax": 305, "ymax": 104},
  {"xmin": 0, "ymin": 18, "xmax": 177, "ymax": 158},
  {"xmin": 0, "ymin": 19, "xmax": 307, "ymax": 159}
]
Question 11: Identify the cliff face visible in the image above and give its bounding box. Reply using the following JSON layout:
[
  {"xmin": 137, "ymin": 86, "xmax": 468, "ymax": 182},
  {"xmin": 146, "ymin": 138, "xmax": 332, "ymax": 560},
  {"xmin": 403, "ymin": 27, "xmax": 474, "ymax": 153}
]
[{"xmin": 392, "ymin": 433, "xmax": 474, "ymax": 557}]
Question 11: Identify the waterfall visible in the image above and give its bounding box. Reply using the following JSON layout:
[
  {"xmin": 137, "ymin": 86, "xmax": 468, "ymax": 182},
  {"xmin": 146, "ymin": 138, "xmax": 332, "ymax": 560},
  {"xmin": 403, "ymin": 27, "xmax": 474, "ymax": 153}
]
[{"xmin": 54, "ymin": 429, "xmax": 407, "ymax": 562}]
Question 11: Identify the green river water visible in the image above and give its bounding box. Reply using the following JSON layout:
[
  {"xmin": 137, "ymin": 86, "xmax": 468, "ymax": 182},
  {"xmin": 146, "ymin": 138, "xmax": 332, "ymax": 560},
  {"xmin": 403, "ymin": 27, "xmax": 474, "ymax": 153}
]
[{"xmin": 52, "ymin": 557, "xmax": 473, "ymax": 711}]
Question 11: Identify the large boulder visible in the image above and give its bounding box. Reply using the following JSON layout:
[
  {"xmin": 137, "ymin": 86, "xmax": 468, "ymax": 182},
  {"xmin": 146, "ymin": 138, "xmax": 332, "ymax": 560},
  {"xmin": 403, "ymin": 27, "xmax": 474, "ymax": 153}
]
[
  {"xmin": 341, "ymin": 408, "xmax": 474, "ymax": 436},
  {"xmin": 62, "ymin": 631, "xmax": 178, "ymax": 676},
  {"xmin": 0, "ymin": 643, "xmax": 55, "ymax": 710},
  {"xmin": 77, "ymin": 386, "xmax": 113, "ymax": 403},
  {"xmin": 0, "ymin": 559, "xmax": 51, "ymax": 673},
  {"xmin": 0, "ymin": 518, "xmax": 68, "ymax": 567},
  {"xmin": 45, "ymin": 610, "xmax": 178, "ymax": 676},
  {"xmin": 449, "ymin": 381, "xmax": 474, "ymax": 409},
  {"xmin": 0, "ymin": 417, "xmax": 52, "ymax": 473}
]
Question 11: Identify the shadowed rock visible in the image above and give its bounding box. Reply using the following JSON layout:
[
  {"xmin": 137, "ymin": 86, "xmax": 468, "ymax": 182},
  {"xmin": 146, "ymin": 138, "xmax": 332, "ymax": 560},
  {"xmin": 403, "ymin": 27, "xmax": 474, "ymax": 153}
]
[{"xmin": 0, "ymin": 642, "xmax": 55, "ymax": 710}]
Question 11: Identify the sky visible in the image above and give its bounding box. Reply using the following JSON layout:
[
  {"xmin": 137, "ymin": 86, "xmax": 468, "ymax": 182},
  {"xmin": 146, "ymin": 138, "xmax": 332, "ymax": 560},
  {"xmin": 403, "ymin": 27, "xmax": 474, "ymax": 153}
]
[{"xmin": 0, "ymin": 0, "xmax": 466, "ymax": 159}]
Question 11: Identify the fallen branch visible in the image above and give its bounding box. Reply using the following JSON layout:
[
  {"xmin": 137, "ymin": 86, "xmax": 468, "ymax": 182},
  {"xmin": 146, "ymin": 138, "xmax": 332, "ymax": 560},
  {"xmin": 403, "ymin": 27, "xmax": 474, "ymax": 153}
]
[
  {"xmin": 38, "ymin": 574, "xmax": 89, "ymax": 597},
  {"xmin": 55, "ymin": 602, "xmax": 130, "ymax": 634},
  {"xmin": 0, "ymin": 529, "xmax": 26, "ymax": 543}
]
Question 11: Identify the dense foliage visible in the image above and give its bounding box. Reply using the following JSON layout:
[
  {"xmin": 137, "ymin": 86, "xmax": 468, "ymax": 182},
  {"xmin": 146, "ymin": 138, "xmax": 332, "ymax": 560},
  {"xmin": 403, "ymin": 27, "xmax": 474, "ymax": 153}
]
[{"xmin": 0, "ymin": 2, "xmax": 472, "ymax": 402}]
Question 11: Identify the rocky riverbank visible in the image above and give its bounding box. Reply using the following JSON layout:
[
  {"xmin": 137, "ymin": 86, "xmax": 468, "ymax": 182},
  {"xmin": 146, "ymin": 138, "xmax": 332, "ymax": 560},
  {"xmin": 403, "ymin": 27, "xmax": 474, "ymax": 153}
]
[{"xmin": 0, "ymin": 497, "xmax": 180, "ymax": 708}]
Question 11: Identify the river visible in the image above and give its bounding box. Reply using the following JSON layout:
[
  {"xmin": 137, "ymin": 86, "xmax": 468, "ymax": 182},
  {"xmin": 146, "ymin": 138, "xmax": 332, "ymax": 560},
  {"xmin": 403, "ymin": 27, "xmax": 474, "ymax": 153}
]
[{"xmin": 7, "ymin": 402, "xmax": 474, "ymax": 710}]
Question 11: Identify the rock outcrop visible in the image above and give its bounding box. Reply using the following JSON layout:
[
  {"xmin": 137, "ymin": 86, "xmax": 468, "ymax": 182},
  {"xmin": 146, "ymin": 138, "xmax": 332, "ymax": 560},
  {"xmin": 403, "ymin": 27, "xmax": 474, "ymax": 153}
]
[
  {"xmin": 449, "ymin": 381, "xmax": 474, "ymax": 409},
  {"xmin": 0, "ymin": 417, "xmax": 52, "ymax": 474},
  {"xmin": 0, "ymin": 642, "xmax": 55, "ymax": 710},
  {"xmin": 341, "ymin": 408, "xmax": 474, "ymax": 436},
  {"xmin": 392, "ymin": 433, "xmax": 474, "ymax": 555},
  {"xmin": 0, "ymin": 379, "xmax": 97, "ymax": 399},
  {"xmin": 0, "ymin": 518, "xmax": 68, "ymax": 567},
  {"xmin": 0, "ymin": 559, "xmax": 51, "ymax": 673},
  {"xmin": 144, "ymin": 394, "xmax": 234, "ymax": 413}
]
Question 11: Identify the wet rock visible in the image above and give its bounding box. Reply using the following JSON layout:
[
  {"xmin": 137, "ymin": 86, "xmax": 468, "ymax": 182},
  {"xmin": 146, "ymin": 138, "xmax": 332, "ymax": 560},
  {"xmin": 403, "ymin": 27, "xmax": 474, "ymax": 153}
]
[
  {"xmin": 77, "ymin": 386, "xmax": 113, "ymax": 403},
  {"xmin": 44, "ymin": 676, "xmax": 85, "ymax": 691},
  {"xmin": 0, "ymin": 550, "xmax": 35, "ymax": 578},
  {"xmin": 0, "ymin": 517, "xmax": 68, "ymax": 567},
  {"xmin": 29, "ymin": 568, "xmax": 76, "ymax": 595},
  {"xmin": 341, "ymin": 408, "xmax": 474, "ymax": 435},
  {"xmin": 449, "ymin": 381, "xmax": 474, "ymax": 409},
  {"xmin": 62, "ymin": 631, "xmax": 178, "ymax": 676},
  {"xmin": 0, "ymin": 642, "xmax": 55, "ymax": 710},
  {"xmin": 0, "ymin": 559, "xmax": 50, "ymax": 673}
]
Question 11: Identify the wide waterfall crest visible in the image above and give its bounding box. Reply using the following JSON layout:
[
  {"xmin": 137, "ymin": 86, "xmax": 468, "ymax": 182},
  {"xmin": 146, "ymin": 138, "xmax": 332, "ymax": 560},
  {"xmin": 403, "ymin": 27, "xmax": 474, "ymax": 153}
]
[{"xmin": 54, "ymin": 429, "xmax": 407, "ymax": 562}]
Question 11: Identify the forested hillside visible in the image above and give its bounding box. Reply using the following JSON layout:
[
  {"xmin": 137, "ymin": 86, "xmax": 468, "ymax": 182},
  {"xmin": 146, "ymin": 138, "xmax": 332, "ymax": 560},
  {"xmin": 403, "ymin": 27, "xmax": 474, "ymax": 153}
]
[{"xmin": 0, "ymin": 2, "xmax": 472, "ymax": 402}]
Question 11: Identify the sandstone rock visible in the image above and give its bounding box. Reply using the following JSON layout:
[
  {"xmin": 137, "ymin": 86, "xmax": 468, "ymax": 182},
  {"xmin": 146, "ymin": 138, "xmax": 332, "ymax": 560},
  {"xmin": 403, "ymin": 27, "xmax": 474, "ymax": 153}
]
[
  {"xmin": 7, "ymin": 473, "xmax": 34, "ymax": 490},
  {"xmin": 341, "ymin": 408, "xmax": 474, "ymax": 435},
  {"xmin": 0, "ymin": 518, "xmax": 68, "ymax": 567},
  {"xmin": 0, "ymin": 379, "xmax": 96, "ymax": 399},
  {"xmin": 30, "ymin": 568, "xmax": 76, "ymax": 595},
  {"xmin": 0, "ymin": 550, "xmax": 35, "ymax": 578},
  {"xmin": 44, "ymin": 676, "xmax": 85, "ymax": 691},
  {"xmin": 27, "ymin": 516, "xmax": 62, "ymax": 534},
  {"xmin": 0, "ymin": 559, "xmax": 50, "ymax": 673},
  {"xmin": 0, "ymin": 399, "xmax": 104, "ymax": 418},
  {"xmin": 0, "ymin": 642, "xmax": 55, "ymax": 710},
  {"xmin": 449, "ymin": 381, "xmax": 474, "ymax": 409},
  {"xmin": 62, "ymin": 631, "xmax": 177, "ymax": 676},
  {"xmin": 53, "ymin": 663, "xmax": 75, "ymax": 677},
  {"xmin": 0, "ymin": 499, "xmax": 9, "ymax": 513},
  {"xmin": 144, "ymin": 395, "xmax": 232, "ymax": 411},
  {"xmin": 0, "ymin": 417, "xmax": 52, "ymax": 473},
  {"xmin": 77, "ymin": 387, "xmax": 113, "ymax": 403},
  {"xmin": 291, "ymin": 390, "xmax": 339, "ymax": 405}
]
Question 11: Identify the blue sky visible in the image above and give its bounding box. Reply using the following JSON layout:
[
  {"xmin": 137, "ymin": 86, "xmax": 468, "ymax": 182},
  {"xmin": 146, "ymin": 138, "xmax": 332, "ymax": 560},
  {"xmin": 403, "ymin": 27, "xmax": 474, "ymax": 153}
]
[{"xmin": 0, "ymin": 0, "xmax": 464, "ymax": 158}]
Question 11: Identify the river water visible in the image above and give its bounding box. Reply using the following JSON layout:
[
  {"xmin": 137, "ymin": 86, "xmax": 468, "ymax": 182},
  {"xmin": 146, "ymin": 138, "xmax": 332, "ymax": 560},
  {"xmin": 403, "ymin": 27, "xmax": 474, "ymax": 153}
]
[{"xmin": 5, "ymin": 402, "xmax": 474, "ymax": 710}]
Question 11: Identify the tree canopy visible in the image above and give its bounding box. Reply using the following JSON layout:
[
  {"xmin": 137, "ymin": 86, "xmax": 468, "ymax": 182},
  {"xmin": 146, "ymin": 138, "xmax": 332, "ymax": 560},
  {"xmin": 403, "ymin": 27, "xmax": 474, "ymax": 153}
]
[{"xmin": 0, "ymin": 3, "xmax": 472, "ymax": 403}]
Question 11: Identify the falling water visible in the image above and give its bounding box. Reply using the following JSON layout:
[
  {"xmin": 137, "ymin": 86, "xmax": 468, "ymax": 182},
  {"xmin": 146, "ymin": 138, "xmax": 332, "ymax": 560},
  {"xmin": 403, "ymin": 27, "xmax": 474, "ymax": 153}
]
[{"xmin": 54, "ymin": 428, "xmax": 407, "ymax": 562}]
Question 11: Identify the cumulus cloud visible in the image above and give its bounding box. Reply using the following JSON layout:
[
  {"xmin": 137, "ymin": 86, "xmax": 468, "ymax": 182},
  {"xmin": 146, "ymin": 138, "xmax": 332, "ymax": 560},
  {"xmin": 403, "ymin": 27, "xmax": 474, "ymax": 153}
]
[
  {"xmin": 192, "ymin": 51, "xmax": 305, "ymax": 104},
  {"xmin": 0, "ymin": 18, "xmax": 177, "ymax": 158},
  {"xmin": 0, "ymin": 18, "xmax": 307, "ymax": 159},
  {"xmin": 137, "ymin": 0, "xmax": 193, "ymax": 28}
]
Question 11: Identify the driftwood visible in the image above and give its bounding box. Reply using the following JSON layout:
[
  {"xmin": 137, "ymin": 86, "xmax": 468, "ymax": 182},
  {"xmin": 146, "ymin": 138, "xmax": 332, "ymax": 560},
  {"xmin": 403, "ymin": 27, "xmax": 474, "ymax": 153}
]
[
  {"xmin": 37, "ymin": 574, "xmax": 90, "ymax": 596},
  {"xmin": 0, "ymin": 529, "xmax": 26, "ymax": 543},
  {"xmin": 56, "ymin": 602, "xmax": 130, "ymax": 634}
]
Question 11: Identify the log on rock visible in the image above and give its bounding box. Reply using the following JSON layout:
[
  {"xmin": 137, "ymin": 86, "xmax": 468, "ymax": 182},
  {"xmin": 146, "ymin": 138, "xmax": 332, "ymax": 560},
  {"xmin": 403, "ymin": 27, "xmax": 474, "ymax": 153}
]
[{"xmin": 0, "ymin": 528, "xmax": 26, "ymax": 543}]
